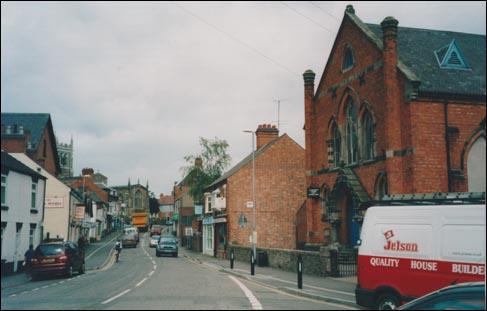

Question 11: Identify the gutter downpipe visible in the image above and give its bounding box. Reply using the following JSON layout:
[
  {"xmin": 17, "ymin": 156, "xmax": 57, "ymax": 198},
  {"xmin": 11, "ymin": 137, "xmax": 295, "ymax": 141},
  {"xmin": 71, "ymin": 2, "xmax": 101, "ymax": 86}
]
[{"xmin": 444, "ymin": 100, "xmax": 452, "ymax": 192}]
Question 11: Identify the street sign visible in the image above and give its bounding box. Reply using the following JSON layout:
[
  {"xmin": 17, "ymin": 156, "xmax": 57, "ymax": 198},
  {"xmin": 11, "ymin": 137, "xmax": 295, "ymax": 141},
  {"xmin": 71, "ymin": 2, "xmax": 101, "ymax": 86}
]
[
  {"xmin": 249, "ymin": 231, "xmax": 257, "ymax": 243},
  {"xmin": 45, "ymin": 197, "xmax": 64, "ymax": 208},
  {"xmin": 194, "ymin": 205, "xmax": 203, "ymax": 215},
  {"xmin": 246, "ymin": 201, "xmax": 255, "ymax": 208},
  {"xmin": 185, "ymin": 227, "xmax": 193, "ymax": 236},
  {"xmin": 75, "ymin": 205, "xmax": 85, "ymax": 219},
  {"xmin": 239, "ymin": 213, "xmax": 247, "ymax": 228},
  {"xmin": 307, "ymin": 188, "xmax": 321, "ymax": 198}
]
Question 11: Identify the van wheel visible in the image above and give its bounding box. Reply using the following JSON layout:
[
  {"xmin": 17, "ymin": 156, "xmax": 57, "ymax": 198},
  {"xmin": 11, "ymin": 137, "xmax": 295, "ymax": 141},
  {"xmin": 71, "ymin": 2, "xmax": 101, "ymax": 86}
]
[{"xmin": 376, "ymin": 293, "xmax": 399, "ymax": 310}]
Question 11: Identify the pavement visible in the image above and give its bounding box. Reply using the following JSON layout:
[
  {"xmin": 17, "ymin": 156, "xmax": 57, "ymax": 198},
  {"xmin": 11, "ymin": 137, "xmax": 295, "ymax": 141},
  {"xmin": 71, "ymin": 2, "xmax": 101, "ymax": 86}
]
[
  {"xmin": 180, "ymin": 247, "xmax": 362, "ymax": 309},
  {"xmin": 1, "ymin": 230, "xmax": 122, "ymax": 290}
]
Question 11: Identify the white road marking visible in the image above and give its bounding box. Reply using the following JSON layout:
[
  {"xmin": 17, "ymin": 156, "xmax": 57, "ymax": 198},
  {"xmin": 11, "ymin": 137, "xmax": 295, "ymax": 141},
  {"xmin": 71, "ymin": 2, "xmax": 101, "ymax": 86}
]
[
  {"xmin": 229, "ymin": 275, "xmax": 263, "ymax": 310},
  {"xmin": 10, "ymin": 294, "xmax": 17, "ymax": 297},
  {"xmin": 59, "ymin": 281, "xmax": 65, "ymax": 284},
  {"xmin": 148, "ymin": 270, "xmax": 155, "ymax": 277},
  {"xmin": 32, "ymin": 288, "xmax": 39, "ymax": 291},
  {"xmin": 233, "ymin": 268, "xmax": 354, "ymax": 297},
  {"xmin": 21, "ymin": 291, "xmax": 28, "ymax": 295},
  {"xmin": 135, "ymin": 277, "xmax": 148, "ymax": 287},
  {"xmin": 153, "ymin": 265, "xmax": 157, "ymax": 270},
  {"xmin": 101, "ymin": 289, "xmax": 131, "ymax": 305},
  {"xmin": 85, "ymin": 235, "xmax": 119, "ymax": 260},
  {"xmin": 203, "ymin": 262, "xmax": 221, "ymax": 270},
  {"xmin": 42, "ymin": 285, "xmax": 49, "ymax": 289}
]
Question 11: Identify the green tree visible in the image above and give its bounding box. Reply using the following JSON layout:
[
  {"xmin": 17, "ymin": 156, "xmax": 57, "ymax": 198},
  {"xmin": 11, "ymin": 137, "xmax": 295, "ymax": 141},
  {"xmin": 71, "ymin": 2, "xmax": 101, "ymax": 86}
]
[{"xmin": 181, "ymin": 137, "xmax": 231, "ymax": 204}]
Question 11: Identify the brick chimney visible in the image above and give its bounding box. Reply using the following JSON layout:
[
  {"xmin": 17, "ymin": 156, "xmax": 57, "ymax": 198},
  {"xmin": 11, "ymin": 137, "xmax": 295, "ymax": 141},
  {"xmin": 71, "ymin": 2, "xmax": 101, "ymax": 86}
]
[
  {"xmin": 303, "ymin": 69, "xmax": 315, "ymax": 175},
  {"xmin": 381, "ymin": 16, "xmax": 406, "ymax": 193},
  {"xmin": 82, "ymin": 168, "xmax": 94, "ymax": 177},
  {"xmin": 195, "ymin": 157, "xmax": 203, "ymax": 168},
  {"xmin": 255, "ymin": 124, "xmax": 279, "ymax": 149}
]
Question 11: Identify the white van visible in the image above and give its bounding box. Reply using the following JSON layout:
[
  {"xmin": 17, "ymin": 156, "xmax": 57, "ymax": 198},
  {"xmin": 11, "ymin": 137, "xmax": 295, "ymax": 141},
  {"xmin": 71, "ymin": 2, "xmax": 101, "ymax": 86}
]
[{"xmin": 355, "ymin": 204, "xmax": 485, "ymax": 310}]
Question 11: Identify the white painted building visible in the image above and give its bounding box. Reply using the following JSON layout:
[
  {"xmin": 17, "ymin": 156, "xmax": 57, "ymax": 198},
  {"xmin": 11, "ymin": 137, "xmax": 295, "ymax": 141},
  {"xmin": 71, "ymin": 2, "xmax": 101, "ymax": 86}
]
[
  {"xmin": 1, "ymin": 151, "xmax": 46, "ymax": 273},
  {"xmin": 11, "ymin": 153, "xmax": 80, "ymax": 242},
  {"xmin": 202, "ymin": 186, "xmax": 227, "ymax": 257}
]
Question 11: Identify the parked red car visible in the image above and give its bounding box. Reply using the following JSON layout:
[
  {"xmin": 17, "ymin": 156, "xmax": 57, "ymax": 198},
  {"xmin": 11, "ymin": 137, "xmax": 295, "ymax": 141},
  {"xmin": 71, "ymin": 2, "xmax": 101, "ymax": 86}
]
[{"xmin": 30, "ymin": 241, "xmax": 85, "ymax": 280}]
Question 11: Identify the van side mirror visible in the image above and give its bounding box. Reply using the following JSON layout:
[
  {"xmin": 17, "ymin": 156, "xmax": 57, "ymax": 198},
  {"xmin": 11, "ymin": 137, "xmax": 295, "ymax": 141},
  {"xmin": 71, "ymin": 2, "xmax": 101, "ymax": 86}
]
[{"xmin": 356, "ymin": 239, "xmax": 362, "ymax": 246}]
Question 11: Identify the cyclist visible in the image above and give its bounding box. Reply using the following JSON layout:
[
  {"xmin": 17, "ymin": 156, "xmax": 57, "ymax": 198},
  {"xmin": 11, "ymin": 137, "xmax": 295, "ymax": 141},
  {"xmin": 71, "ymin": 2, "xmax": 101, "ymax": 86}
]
[{"xmin": 114, "ymin": 239, "xmax": 122, "ymax": 262}]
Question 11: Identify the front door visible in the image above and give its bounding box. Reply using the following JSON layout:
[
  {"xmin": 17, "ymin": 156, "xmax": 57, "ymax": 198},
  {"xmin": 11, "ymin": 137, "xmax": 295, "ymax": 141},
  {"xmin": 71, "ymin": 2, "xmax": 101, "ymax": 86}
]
[{"xmin": 347, "ymin": 197, "xmax": 360, "ymax": 247}]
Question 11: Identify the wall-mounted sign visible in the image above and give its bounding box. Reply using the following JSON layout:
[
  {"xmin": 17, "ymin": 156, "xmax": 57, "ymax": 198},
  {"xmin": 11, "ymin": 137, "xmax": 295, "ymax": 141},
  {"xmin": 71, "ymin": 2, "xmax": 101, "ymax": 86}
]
[
  {"xmin": 45, "ymin": 197, "xmax": 64, "ymax": 208},
  {"xmin": 203, "ymin": 216, "xmax": 214, "ymax": 225},
  {"xmin": 307, "ymin": 188, "xmax": 321, "ymax": 198},
  {"xmin": 194, "ymin": 205, "xmax": 203, "ymax": 215},
  {"xmin": 214, "ymin": 217, "xmax": 227, "ymax": 224},
  {"xmin": 185, "ymin": 227, "xmax": 193, "ymax": 236},
  {"xmin": 246, "ymin": 201, "xmax": 255, "ymax": 208},
  {"xmin": 75, "ymin": 205, "xmax": 85, "ymax": 219},
  {"xmin": 238, "ymin": 213, "xmax": 247, "ymax": 228}
]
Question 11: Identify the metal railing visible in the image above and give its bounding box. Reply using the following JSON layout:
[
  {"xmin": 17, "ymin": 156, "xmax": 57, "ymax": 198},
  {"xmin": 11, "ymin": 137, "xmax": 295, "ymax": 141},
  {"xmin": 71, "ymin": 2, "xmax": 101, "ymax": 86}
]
[{"xmin": 330, "ymin": 248, "xmax": 358, "ymax": 277}]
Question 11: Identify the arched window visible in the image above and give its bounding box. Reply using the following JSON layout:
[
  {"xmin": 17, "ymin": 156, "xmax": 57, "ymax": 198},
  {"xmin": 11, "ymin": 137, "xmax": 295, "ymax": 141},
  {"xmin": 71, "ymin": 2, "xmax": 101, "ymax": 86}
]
[
  {"xmin": 362, "ymin": 111, "xmax": 374, "ymax": 160},
  {"xmin": 375, "ymin": 173, "xmax": 388, "ymax": 200},
  {"xmin": 328, "ymin": 122, "xmax": 342, "ymax": 167},
  {"xmin": 135, "ymin": 190, "xmax": 142, "ymax": 210},
  {"xmin": 342, "ymin": 46, "xmax": 354, "ymax": 71},
  {"xmin": 467, "ymin": 136, "xmax": 486, "ymax": 192},
  {"xmin": 346, "ymin": 99, "xmax": 358, "ymax": 164}
]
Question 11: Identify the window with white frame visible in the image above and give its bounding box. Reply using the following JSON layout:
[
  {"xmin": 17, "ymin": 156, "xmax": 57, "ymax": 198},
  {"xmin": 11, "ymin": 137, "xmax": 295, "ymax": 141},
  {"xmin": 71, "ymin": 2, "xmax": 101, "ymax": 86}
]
[
  {"xmin": 1, "ymin": 174, "xmax": 7, "ymax": 205},
  {"xmin": 207, "ymin": 195, "xmax": 212, "ymax": 213},
  {"xmin": 31, "ymin": 182, "xmax": 37, "ymax": 209}
]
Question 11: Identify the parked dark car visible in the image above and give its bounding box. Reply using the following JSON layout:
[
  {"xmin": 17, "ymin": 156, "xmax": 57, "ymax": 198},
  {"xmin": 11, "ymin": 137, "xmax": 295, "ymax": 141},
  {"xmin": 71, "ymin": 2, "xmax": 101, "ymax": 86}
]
[
  {"xmin": 30, "ymin": 242, "xmax": 85, "ymax": 280},
  {"xmin": 397, "ymin": 282, "xmax": 485, "ymax": 310},
  {"xmin": 156, "ymin": 237, "xmax": 178, "ymax": 257}
]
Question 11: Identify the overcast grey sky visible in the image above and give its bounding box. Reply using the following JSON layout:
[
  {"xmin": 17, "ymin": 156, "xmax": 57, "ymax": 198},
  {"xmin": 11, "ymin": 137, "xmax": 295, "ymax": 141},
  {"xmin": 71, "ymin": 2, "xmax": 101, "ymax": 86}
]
[{"xmin": 2, "ymin": 1, "xmax": 485, "ymax": 196}]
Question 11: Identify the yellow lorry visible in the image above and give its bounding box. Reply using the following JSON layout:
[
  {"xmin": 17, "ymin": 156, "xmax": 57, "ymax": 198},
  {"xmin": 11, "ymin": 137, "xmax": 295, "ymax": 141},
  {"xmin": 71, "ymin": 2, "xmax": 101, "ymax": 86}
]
[{"xmin": 131, "ymin": 212, "xmax": 149, "ymax": 232}]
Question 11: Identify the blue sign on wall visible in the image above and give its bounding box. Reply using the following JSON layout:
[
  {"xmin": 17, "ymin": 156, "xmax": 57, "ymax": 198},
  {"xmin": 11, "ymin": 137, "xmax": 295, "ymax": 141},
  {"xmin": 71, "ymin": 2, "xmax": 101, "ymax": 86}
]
[{"xmin": 194, "ymin": 205, "xmax": 203, "ymax": 215}]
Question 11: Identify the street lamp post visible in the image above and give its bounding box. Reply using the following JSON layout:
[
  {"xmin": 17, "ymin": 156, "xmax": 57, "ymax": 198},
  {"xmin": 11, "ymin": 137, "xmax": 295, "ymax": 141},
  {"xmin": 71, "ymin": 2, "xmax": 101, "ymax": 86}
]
[{"xmin": 243, "ymin": 130, "xmax": 256, "ymax": 262}]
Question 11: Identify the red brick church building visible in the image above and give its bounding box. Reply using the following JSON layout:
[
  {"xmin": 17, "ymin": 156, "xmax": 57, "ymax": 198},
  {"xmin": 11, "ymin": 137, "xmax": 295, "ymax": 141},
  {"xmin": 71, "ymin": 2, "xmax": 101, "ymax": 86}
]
[{"xmin": 302, "ymin": 5, "xmax": 485, "ymax": 249}]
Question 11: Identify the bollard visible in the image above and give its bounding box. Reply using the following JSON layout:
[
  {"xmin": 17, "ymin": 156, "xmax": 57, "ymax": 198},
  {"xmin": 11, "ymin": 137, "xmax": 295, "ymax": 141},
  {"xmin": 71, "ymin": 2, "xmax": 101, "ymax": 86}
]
[
  {"xmin": 297, "ymin": 254, "xmax": 303, "ymax": 289},
  {"xmin": 251, "ymin": 252, "xmax": 255, "ymax": 276},
  {"xmin": 230, "ymin": 249, "xmax": 235, "ymax": 270}
]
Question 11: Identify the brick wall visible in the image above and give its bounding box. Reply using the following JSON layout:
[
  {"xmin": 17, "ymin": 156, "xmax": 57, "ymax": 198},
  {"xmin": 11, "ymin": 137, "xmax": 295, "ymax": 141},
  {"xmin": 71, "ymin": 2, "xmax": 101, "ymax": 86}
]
[
  {"xmin": 1, "ymin": 137, "xmax": 28, "ymax": 153},
  {"xmin": 304, "ymin": 10, "xmax": 486, "ymax": 247},
  {"xmin": 230, "ymin": 245, "xmax": 328, "ymax": 277},
  {"xmin": 227, "ymin": 135, "xmax": 306, "ymax": 250},
  {"xmin": 32, "ymin": 128, "xmax": 58, "ymax": 177}
]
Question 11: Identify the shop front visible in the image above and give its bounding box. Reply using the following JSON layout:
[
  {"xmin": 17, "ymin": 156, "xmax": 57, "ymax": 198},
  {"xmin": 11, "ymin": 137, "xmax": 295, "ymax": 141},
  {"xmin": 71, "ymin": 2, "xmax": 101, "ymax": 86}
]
[
  {"xmin": 203, "ymin": 216, "xmax": 214, "ymax": 256},
  {"xmin": 213, "ymin": 217, "xmax": 227, "ymax": 259}
]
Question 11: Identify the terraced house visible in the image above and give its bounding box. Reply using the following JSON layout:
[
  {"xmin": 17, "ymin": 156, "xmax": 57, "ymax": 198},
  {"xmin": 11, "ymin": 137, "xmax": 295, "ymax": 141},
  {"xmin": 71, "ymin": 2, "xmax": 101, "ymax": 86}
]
[
  {"xmin": 302, "ymin": 5, "xmax": 486, "ymax": 251},
  {"xmin": 1, "ymin": 113, "xmax": 61, "ymax": 177}
]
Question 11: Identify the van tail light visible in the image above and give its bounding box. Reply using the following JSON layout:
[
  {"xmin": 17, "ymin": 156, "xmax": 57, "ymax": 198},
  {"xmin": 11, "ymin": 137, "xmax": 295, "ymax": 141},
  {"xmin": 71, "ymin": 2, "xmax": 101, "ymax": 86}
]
[
  {"xmin": 58, "ymin": 254, "xmax": 68, "ymax": 262},
  {"xmin": 31, "ymin": 258, "xmax": 39, "ymax": 264}
]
